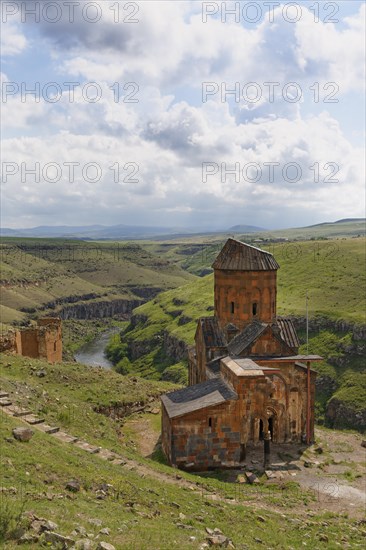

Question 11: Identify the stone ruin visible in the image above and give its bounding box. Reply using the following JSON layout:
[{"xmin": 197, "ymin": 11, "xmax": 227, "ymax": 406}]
[{"xmin": 0, "ymin": 318, "xmax": 62, "ymax": 363}]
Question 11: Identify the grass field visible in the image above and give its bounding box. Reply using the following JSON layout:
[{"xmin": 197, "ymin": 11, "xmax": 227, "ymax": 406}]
[
  {"xmin": 1, "ymin": 354, "xmax": 365, "ymax": 549},
  {"xmin": 150, "ymin": 238, "xmax": 365, "ymax": 324},
  {"xmin": 0, "ymin": 239, "xmax": 195, "ymax": 327},
  {"xmin": 108, "ymin": 238, "xmax": 365, "ymax": 426},
  {"xmin": 121, "ymin": 238, "xmax": 366, "ymax": 348}
]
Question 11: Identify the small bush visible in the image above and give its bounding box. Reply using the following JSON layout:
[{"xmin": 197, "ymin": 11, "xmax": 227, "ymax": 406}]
[
  {"xmin": 105, "ymin": 334, "xmax": 127, "ymax": 364},
  {"xmin": 0, "ymin": 498, "xmax": 27, "ymax": 543},
  {"xmin": 162, "ymin": 363, "xmax": 188, "ymax": 385},
  {"xmin": 114, "ymin": 357, "xmax": 131, "ymax": 375}
]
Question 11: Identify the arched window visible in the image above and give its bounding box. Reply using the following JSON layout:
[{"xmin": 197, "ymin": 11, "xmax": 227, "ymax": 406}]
[{"xmin": 252, "ymin": 303, "xmax": 257, "ymax": 316}]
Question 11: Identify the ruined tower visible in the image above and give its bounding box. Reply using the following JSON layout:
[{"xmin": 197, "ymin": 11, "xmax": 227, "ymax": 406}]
[
  {"xmin": 162, "ymin": 238, "xmax": 321, "ymax": 470},
  {"xmin": 212, "ymin": 239, "xmax": 279, "ymax": 339}
]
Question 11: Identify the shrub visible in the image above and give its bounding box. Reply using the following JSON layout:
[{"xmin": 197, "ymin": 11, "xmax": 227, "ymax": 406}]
[
  {"xmin": 162, "ymin": 363, "xmax": 188, "ymax": 385},
  {"xmin": 114, "ymin": 357, "xmax": 131, "ymax": 375}
]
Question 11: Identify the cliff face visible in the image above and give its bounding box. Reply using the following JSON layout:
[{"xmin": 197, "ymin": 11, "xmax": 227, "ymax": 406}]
[
  {"xmin": 162, "ymin": 330, "xmax": 188, "ymax": 362},
  {"xmin": 59, "ymin": 299, "xmax": 143, "ymax": 320},
  {"xmin": 326, "ymin": 399, "xmax": 366, "ymax": 431},
  {"xmin": 290, "ymin": 315, "xmax": 366, "ymax": 341}
]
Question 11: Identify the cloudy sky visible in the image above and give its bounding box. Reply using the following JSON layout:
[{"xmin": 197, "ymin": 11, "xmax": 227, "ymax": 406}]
[{"xmin": 1, "ymin": 0, "xmax": 365, "ymax": 230}]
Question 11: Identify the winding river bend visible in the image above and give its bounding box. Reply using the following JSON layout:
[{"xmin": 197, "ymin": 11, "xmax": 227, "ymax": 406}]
[{"xmin": 74, "ymin": 329, "xmax": 119, "ymax": 369}]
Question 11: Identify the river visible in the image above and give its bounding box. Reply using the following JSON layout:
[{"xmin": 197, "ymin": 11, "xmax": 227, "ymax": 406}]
[{"xmin": 74, "ymin": 329, "xmax": 119, "ymax": 369}]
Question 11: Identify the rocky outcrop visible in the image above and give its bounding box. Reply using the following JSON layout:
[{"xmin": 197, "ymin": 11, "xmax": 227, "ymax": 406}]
[
  {"xmin": 0, "ymin": 331, "xmax": 16, "ymax": 352},
  {"xmin": 316, "ymin": 375, "xmax": 338, "ymax": 396},
  {"xmin": 35, "ymin": 293, "xmax": 101, "ymax": 312},
  {"xmin": 127, "ymin": 336, "xmax": 161, "ymax": 360},
  {"xmin": 326, "ymin": 398, "xmax": 366, "ymax": 431},
  {"xmin": 162, "ymin": 330, "xmax": 188, "ymax": 362},
  {"xmin": 95, "ymin": 395, "xmax": 160, "ymax": 420},
  {"xmin": 129, "ymin": 312, "xmax": 149, "ymax": 328},
  {"xmin": 126, "ymin": 286, "xmax": 163, "ymax": 300},
  {"xmin": 58, "ymin": 299, "xmax": 142, "ymax": 320},
  {"xmin": 289, "ymin": 316, "xmax": 366, "ymax": 341}
]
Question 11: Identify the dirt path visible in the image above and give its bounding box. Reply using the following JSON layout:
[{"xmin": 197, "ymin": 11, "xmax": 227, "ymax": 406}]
[
  {"xmin": 123, "ymin": 415, "xmax": 366, "ymax": 519},
  {"xmin": 2, "ymin": 390, "xmax": 365, "ymax": 520}
]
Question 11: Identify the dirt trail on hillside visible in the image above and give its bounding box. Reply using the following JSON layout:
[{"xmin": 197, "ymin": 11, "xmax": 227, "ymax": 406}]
[
  {"xmin": 126, "ymin": 416, "xmax": 366, "ymax": 519},
  {"xmin": 2, "ymin": 390, "xmax": 365, "ymax": 520}
]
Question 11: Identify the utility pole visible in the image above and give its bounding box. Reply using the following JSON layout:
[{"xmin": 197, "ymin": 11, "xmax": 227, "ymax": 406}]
[
  {"xmin": 306, "ymin": 290, "xmax": 309, "ymax": 355},
  {"xmin": 306, "ymin": 291, "xmax": 311, "ymax": 445}
]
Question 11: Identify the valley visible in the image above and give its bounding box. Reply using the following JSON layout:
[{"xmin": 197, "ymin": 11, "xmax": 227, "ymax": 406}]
[
  {"xmin": 0, "ymin": 354, "xmax": 365, "ymax": 549},
  {"xmin": 0, "ymin": 223, "xmax": 365, "ymax": 548}
]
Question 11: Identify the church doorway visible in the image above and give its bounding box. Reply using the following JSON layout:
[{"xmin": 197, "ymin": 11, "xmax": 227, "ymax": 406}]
[
  {"xmin": 268, "ymin": 416, "xmax": 274, "ymax": 440},
  {"xmin": 259, "ymin": 419, "xmax": 264, "ymax": 440},
  {"xmin": 266, "ymin": 408, "xmax": 278, "ymax": 442}
]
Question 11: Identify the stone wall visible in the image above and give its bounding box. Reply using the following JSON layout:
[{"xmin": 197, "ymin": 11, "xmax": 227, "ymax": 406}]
[
  {"xmin": 0, "ymin": 331, "xmax": 17, "ymax": 353},
  {"xmin": 165, "ymin": 360, "xmax": 316, "ymax": 469},
  {"xmin": 167, "ymin": 400, "xmax": 241, "ymax": 470},
  {"xmin": 1, "ymin": 318, "xmax": 62, "ymax": 364},
  {"xmin": 214, "ymin": 269, "xmax": 277, "ymax": 331}
]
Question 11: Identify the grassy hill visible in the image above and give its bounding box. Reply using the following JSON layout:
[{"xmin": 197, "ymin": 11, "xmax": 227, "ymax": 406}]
[
  {"xmin": 108, "ymin": 238, "xmax": 366, "ymax": 427},
  {"xmin": 0, "ymin": 354, "xmax": 365, "ymax": 548},
  {"xmin": 119, "ymin": 238, "xmax": 366, "ymax": 347},
  {"xmin": 0, "ymin": 238, "xmax": 195, "ymax": 328}
]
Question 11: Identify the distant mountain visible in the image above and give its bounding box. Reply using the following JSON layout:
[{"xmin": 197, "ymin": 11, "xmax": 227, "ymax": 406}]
[
  {"xmin": 333, "ymin": 218, "xmax": 366, "ymax": 224},
  {"xmin": 0, "ymin": 224, "xmax": 180, "ymax": 239},
  {"xmin": 0, "ymin": 225, "xmax": 105, "ymax": 238},
  {"xmin": 228, "ymin": 224, "xmax": 267, "ymax": 233},
  {"xmin": 306, "ymin": 218, "xmax": 365, "ymax": 228},
  {"xmin": 1, "ymin": 218, "xmax": 364, "ymax": 240}
]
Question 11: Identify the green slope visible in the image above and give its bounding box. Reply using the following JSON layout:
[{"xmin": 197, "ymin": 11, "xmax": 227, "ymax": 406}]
[
  {"xmin": 124, "ymin": 238, "xmax": 366, "ymax": 347},
  {"xmin": 0, "ymin": 355, "xmax": 364, "ymax": 549},
  {"xmin": 0, "ymin": 239, "xmax": 195, "ymax": 326},
  {"xmin": 109, "ymin": 238, "xmax": 366, "ymax": 428}
]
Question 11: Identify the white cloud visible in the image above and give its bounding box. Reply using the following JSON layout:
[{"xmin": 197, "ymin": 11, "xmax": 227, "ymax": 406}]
[
  {"xmin": 1, "ymin": 2, "xmax": 364, "ymax": 228},
  {"xmin": 294, "ymin": 4, "xmax": 366, "ymax": 92},
  {"xmin": 0, "ymin": 22, "xmax": 27, "ymax": 56},
  {"xmin": 1, "ymin": 92, "xmax": 364, "ymax": 228}
]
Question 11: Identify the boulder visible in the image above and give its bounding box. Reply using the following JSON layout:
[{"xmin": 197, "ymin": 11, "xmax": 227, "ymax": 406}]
[
  {"xmin": 44, "ymin": 531, "xmax": 75, "ymax": 547},
  {"xmin": 207, "ymin": 534, "xmax": 231, "ymax": 546},
  {"xmin": 18, "ymin": 533, "xmax": 39, "ymax": 544},
  {"xmin": 74, "ymin": 540, "xmax": 93, "ymax": 550},
  {"xmin": 96, "ymin": 543, "xmax": 116, "ymax": 550},
  {"xmin": 12, "ymin": 427, "xmax": 34, "ymax": 442},
  {"xmin": 65, "ymin": 480, "xmax": 81, "ymax": 492}
]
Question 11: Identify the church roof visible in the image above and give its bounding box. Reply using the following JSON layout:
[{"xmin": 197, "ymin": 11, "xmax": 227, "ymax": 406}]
[
  {"xmin": 227, "ymin": 318, "xmax": 299, "ymax": 355},
  {"xmin": 161, "ymin": 378, "xmax": 237, "ymax": 418},
  {"xmin": 227, "ymin": 320, "xmax": 267, "ymax": 355},
  {"xmin": 277, "ymin": 317, "xmax": 299, "ymax": 350},
  {"xmin": 212, "ymin": 238, "xmax": 279, "ymax": 271},
  {"xmin": 221, "ymin": 356, "xmax": 281, "ymax": 376},
  {"xmin": 199, "ymin": 317, "xmax": 226, "ymax": 348},
  {"xmin": 206, "ymin": 356, "xmax": 225, "ymax": 377}
]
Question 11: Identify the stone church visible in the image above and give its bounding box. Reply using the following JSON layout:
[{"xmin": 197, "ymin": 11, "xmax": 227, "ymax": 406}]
[{"xmin": 161, "ymin": 239, "xmax": 321, "ymax": 470}]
